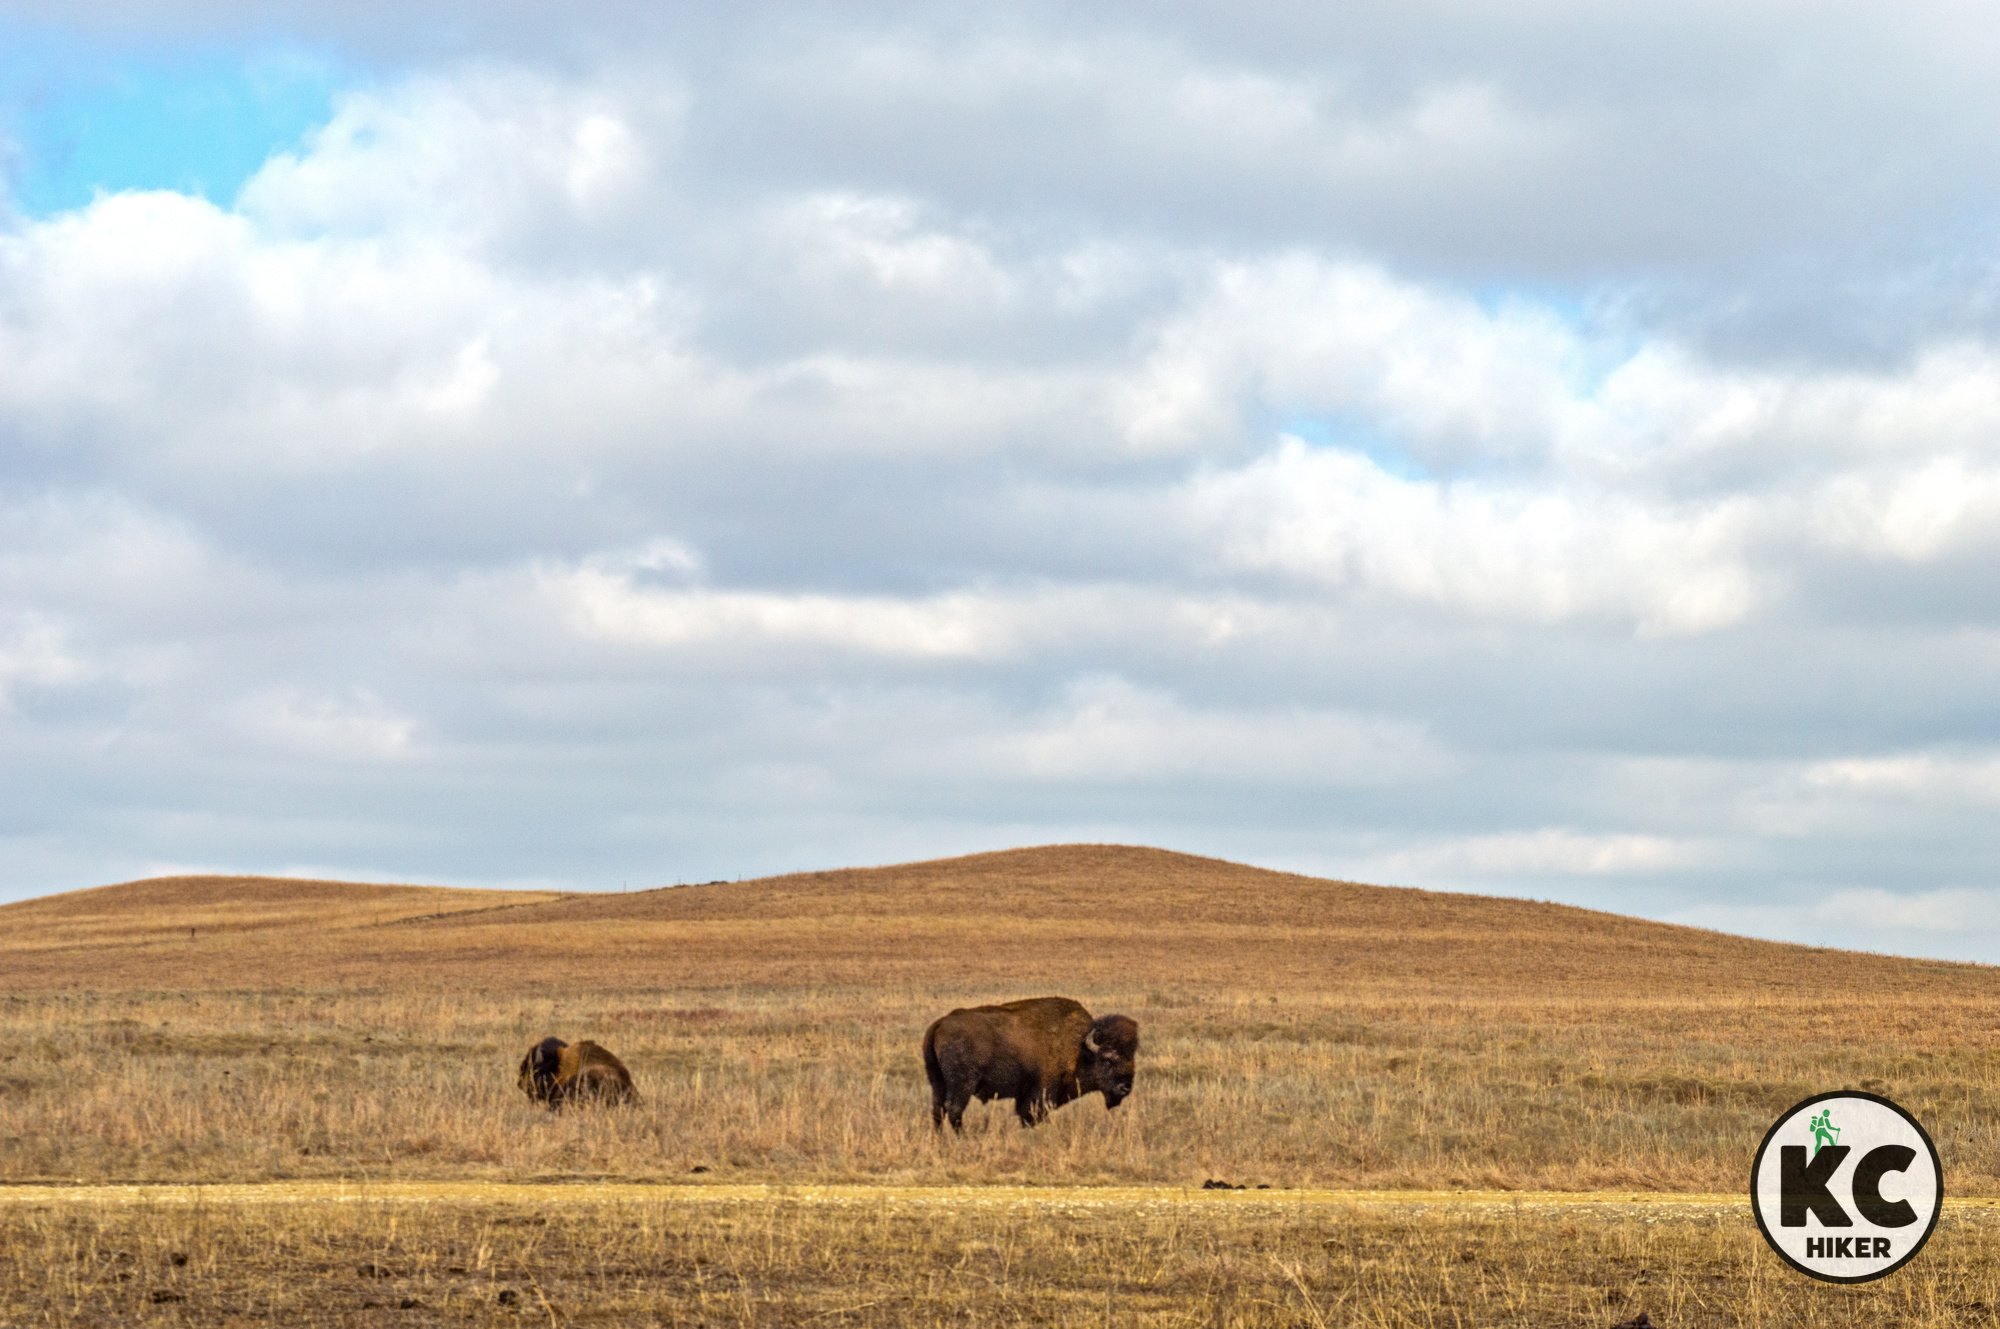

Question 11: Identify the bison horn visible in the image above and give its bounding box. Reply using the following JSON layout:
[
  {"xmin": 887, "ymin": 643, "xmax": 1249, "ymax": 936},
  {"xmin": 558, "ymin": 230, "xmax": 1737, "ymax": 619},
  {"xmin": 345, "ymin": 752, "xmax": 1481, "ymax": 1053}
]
[{"xmin": 1084, "ymin": 1027, "xmax": 1103, "ymax": 1053}]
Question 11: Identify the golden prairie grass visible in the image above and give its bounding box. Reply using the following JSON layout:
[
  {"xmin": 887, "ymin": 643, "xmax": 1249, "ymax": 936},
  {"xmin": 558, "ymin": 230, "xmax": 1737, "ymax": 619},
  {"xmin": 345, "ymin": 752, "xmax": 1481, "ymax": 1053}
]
[
  {"xmin": 5, "ymin": 845, "xmax": 1999, "ymax": 1325},
  {"xmin": 2, "ymin": 1190, "xmax": 1996, "ymax": 1327},
  {"xmin": 0, "ymin": 876, "xmax": 562, "ymax": 958},
  {"xmin": 3, "ymin": 846, "xmax": 2000, "ymax": 1193},
  {"xmin": 5, "ymin": 844, "xmax": 1987, "ymax": 998},
  {"xmin": 5, "ymin": 980, "xmax": 2000, "ymax": 1193}
]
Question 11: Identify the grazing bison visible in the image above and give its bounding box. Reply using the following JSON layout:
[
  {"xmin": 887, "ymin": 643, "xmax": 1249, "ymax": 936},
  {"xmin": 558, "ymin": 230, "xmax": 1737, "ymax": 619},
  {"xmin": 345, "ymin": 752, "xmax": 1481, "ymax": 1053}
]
[
  {"xmin": 516, "ymin": 1037, "xmax": 637, "ymax": 1109},
  {"xmin": 923, "ymin": 996, "xmax": 1139, "ymax": 1132}
]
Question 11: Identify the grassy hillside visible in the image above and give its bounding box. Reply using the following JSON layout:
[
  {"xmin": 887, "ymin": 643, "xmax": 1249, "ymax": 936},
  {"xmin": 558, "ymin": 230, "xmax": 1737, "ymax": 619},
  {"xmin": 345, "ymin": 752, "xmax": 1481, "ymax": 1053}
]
[
  {"xmin": 0, "ymin": 843, "xmax": 1983, "ymax": 997},
  {"xmin": 1, "ymin": 845, "xmax": 1996, "ymax": 1193},
  {"xmin": 0, "ymin": 875, "xmax": 563, "ymax": 961}
]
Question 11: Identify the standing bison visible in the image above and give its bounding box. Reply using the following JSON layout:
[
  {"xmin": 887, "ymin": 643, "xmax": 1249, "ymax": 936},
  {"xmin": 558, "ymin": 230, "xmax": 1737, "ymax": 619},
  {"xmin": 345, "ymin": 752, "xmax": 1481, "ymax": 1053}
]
[
  {"xmin": 517, "ymin": 1037, "xmax": 637, "ymax": 1109},
  {"xmin": 923, "ymin": 996, "xmax": 1139, "ymax": 1132}
]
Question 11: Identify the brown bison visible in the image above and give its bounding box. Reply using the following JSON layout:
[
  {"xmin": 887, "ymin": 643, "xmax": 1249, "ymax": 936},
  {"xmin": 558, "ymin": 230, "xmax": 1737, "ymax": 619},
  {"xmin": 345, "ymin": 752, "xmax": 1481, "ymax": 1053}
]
[
  {"xmin": 923, "ymin": 996, "xmax": 1139, "ymax": 1132},
  {"xmin": 517, "ymin": 1037, "xmax": 637, "ymax": 1109}
]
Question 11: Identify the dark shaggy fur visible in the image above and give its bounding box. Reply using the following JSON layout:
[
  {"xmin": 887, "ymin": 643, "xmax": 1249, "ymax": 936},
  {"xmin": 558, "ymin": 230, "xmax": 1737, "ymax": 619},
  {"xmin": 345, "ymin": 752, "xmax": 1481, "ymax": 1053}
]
[
  {"xmin": 516, "ymin": 1037, "xmax": 637, "ymax": 1110},
  {"xmin": 922, "ymin": 996, "xmax": 1139, "ymax": 1132}
]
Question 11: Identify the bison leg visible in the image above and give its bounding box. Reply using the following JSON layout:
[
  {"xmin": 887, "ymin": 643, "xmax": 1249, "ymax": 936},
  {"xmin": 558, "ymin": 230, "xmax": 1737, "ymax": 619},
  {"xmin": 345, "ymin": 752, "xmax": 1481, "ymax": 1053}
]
[
  {"xmin": 932, "ymin": 1092, "xmax": 972, "ymax": 1133},
  {"xmin": 929, "ymin": 1077, "xmax": 970, "ymax": 1134},
  {"xmin": 928, "ymin": 1070, "xmax": 972, "ymax": 1134},
  {"xmin": 942, "ymin": 1082, "xmax": 974, "ymax": 1133},
  {"xmin": 1014, "ymin": 1092, "xmax": 1050, "ymax": 1128}
]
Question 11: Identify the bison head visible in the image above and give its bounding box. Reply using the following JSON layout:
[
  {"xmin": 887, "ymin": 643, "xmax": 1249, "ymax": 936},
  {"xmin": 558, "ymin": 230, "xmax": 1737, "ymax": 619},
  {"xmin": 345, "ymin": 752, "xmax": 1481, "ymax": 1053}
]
[
  {"xmin": 518, "ymin": 1036, "xmax": 568, "ymax": 1101},
  {"xmin": 1080, "ymin": 1014, "xmax": 1140, "ymax": 1108}
]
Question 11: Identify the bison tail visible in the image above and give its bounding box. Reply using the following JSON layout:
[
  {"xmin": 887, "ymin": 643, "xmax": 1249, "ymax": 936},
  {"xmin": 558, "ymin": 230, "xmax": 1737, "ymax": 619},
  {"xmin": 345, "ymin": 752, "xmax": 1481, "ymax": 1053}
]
[
  {"xmin": 921, "ymin": 1021, "xmax": 944, "ymax": 1093},
  {"xmin": 922, "ymin": 1022, "xmax": 950, "ymax": 1131}
]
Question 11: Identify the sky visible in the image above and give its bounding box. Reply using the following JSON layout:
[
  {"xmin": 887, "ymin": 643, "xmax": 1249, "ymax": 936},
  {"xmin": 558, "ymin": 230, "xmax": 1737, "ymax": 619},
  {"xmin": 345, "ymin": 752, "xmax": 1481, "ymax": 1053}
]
[{"xmin": 5, "ymin": 4, "xmax": 2000, "ymax": 959}]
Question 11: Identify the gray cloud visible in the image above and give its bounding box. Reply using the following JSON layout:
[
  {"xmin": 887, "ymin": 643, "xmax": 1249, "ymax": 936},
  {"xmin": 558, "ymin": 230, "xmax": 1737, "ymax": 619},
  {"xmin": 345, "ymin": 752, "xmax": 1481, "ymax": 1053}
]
[{"xmin": 5, "ymin": 5, "xmax": 2000, "ymax": 958}]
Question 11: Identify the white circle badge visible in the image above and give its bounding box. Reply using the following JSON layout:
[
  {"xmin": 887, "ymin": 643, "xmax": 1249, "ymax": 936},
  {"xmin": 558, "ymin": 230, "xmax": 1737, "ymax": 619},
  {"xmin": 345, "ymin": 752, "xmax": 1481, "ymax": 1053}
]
[{"xmin": 1750, "ymin": 1090, "xmax": 1942, "ymax": 1283}]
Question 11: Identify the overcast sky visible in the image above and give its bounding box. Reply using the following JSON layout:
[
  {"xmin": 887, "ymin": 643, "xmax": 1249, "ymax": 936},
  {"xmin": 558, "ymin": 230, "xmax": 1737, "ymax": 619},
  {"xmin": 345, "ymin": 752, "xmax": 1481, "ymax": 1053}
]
[{"xmin": 5, "ymin": 4, "xmax": 2000, "ymax": 958}]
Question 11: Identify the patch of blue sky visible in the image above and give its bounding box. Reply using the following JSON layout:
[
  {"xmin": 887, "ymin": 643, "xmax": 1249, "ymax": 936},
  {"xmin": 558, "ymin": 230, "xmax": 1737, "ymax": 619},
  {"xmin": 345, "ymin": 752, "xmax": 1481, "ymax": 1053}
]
[
  {"xmin": 0, "ymin": 20, "xmax": 353, "ymax": 218},
  {"xmin": 1471, "ymin": 277, "xmax": 1648, "ymax": 398},
  {"xmin": 1269, "ymin": 413, "xmax": 1430, "ymax": 482},
  {"xmin": 1470, "ymin": 277, "xmax": 1593, "ymax": 327}
]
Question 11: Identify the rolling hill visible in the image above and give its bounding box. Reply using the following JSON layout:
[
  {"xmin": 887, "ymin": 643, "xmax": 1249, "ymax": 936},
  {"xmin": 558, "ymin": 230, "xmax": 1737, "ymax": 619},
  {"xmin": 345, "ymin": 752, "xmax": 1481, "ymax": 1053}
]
[
  {"xmin": 4, "ymin": 844, "xmax": 1999, "ymax": 1198},
  {"xmin": 0, "ymin": 843, "xmax": 1984, "ymax": 998}
]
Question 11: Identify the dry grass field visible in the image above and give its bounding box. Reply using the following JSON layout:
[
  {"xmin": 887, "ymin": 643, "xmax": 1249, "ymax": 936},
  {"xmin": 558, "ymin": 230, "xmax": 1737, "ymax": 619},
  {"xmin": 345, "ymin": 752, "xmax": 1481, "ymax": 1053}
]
[
  {"xmin": 5, "ymin": 1186, "xmax": 2000, "ymax": 1327},
  {"xmin": 2, "ymin": 843, "xmax": 1997, "ymax": 1325}
]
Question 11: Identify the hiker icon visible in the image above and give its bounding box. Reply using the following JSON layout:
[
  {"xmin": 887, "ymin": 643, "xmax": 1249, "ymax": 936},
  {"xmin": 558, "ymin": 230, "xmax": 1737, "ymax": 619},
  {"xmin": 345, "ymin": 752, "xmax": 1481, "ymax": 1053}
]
[{"xmin": 1809, "ymin": 1109, "xmax": 1840, "ymax": 1156}]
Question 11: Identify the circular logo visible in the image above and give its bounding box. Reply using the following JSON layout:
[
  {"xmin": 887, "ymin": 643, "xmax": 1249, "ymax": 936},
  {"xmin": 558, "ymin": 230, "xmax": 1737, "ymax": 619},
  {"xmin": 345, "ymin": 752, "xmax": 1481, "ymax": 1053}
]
[{"xmin": 1750, "ymin": 1090, "xmax": 1942, "ymax": 1283}]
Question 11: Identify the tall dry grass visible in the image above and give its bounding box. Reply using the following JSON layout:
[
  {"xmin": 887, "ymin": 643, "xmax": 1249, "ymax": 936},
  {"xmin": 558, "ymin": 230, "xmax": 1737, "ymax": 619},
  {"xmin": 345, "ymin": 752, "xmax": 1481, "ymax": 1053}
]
[
  {"xmin": 6, "ymin": 982, "xmax": 2000, "ymax": 1192},
  {"xmin": 5, "ymin": 846, "xmax": 2000, "ymax": 1192}
]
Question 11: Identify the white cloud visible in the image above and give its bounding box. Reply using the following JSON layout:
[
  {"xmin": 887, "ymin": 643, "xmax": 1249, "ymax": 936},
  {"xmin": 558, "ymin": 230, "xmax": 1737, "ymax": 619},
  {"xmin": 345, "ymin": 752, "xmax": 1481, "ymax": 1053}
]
[
  {"xmin": 1571, "ymin": 341, "xmax": 2000, "ymax": 498},
  {"xmin": 0, "ymin": 615, "xmax": 85, "ymax": 709},
  {"xmin": 238, "ymin": 688, "xmax": 417, "ymax": 761},
  {"xmin": 1802, "ymin": 753, "xmax": 2000, "ymax": 805},
  {"xmin": 547, "ymin": 564, "xmax": 1013, "ymax": 660},
  {"xmin": 0, "ymin": 495, "xmax": 226, "ymax": 626},
  {"xmin": 238, "ymin": 71, "xmax": 671, "ymax": 247},
  {"xmin": 1186, "ymin": 438, "xmax": 1759, "ymax": 635},
  {"xmin": 1811, "ymin": 885, "xmax": 2000, "ymax": 935},
  {"xmin": 1675, "ymin": 885, "xmax": 2000, "ymax": 957},
  {"xmin": 1117, "ymin": 254, "xmax": 1582, "ymax": 459},
  {"xmin": 0, "ymin": 189, "xmax": 532, "ymax": 464},
  {"xmin": 585, "ymin": 537, "xmax": 704, "ymax": 581},
  {"xmin": 11, "ymin": 13, "xmax": 2000, "ymax": 965},
  {"xmin": 768, "ymin": 192, "xmax": 1016, "ymax": 306},
  {"xmin": 1363, "ymin": 829, "xmax": 1702, "ymax": 881},
  {"xmin": 748, "ymin": 29, "xmax": 1583, "ymax": 250},
  {"xmin": 1808, "ymin": 456, "xmax": 2000, "ymax": 563},
  {"xmin": 974, "ymin": 675, "xmax": 1454, "ymax": 785}
]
